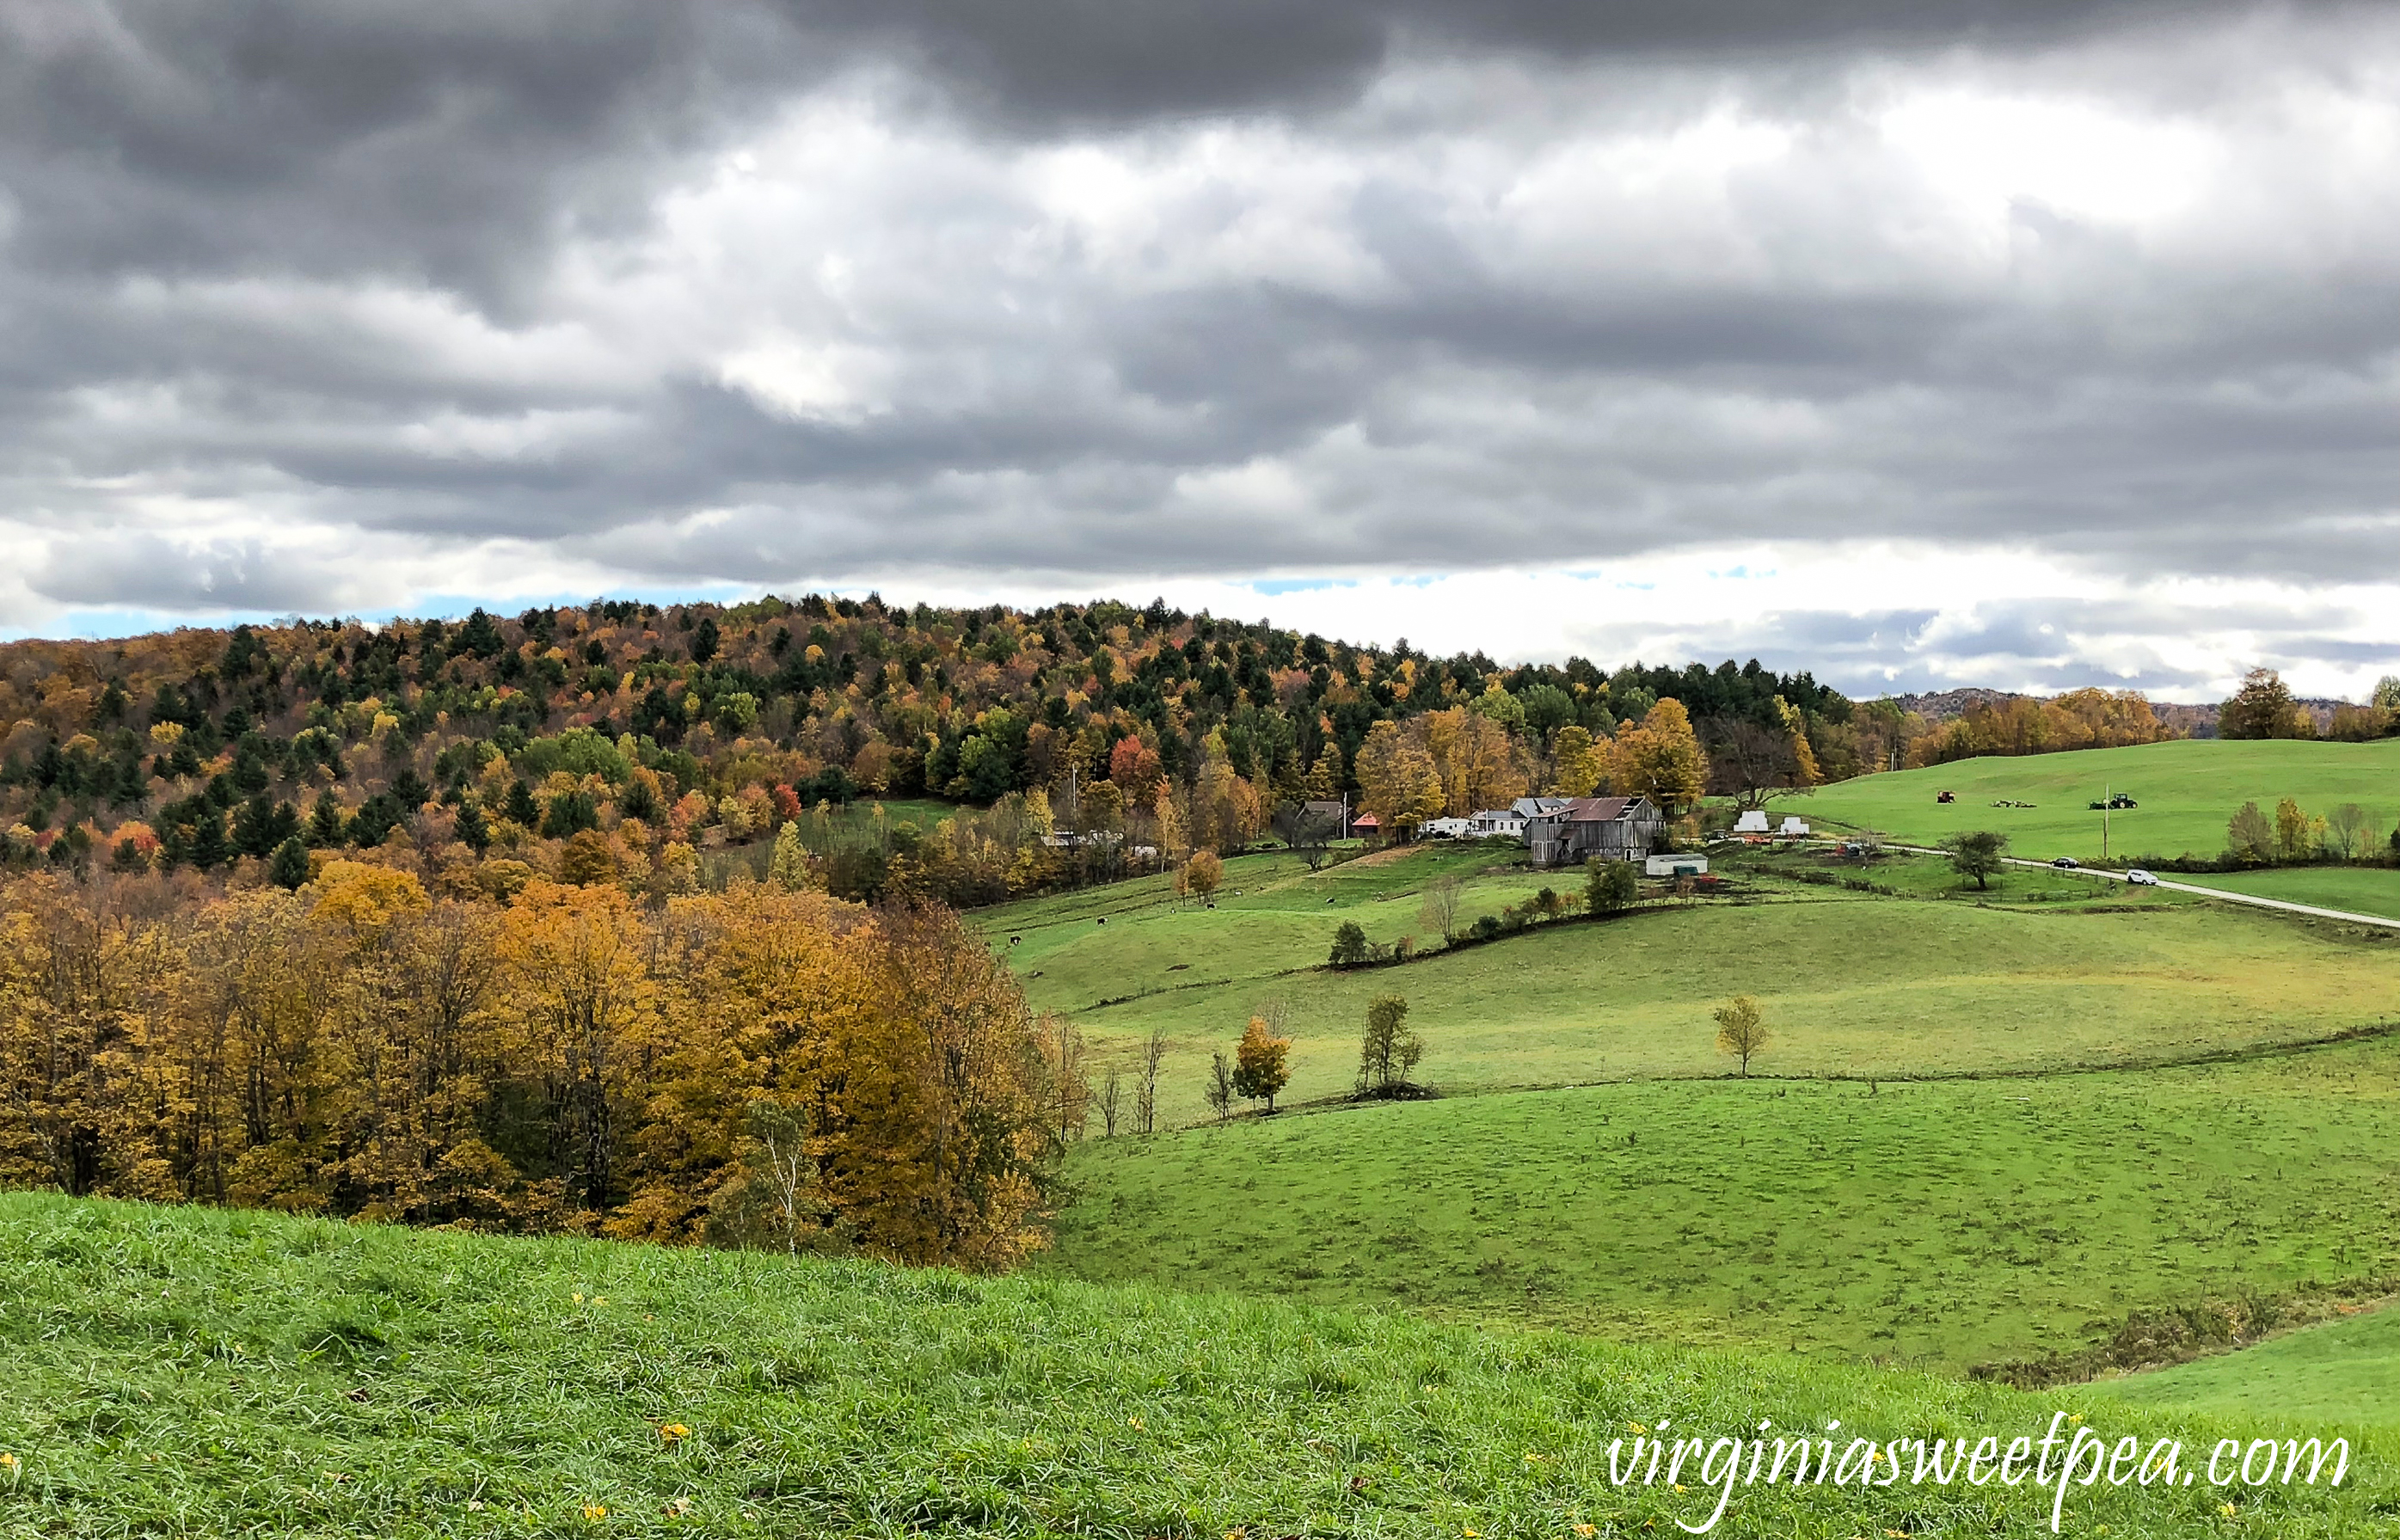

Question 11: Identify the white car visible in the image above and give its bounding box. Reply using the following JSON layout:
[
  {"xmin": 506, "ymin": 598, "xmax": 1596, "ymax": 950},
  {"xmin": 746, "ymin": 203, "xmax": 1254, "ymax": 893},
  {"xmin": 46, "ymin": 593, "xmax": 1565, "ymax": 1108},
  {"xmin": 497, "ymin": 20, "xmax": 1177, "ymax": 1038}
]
[{"xmin": 2125, "ymin": 868, "xmax": 2159, "ymax": 887}]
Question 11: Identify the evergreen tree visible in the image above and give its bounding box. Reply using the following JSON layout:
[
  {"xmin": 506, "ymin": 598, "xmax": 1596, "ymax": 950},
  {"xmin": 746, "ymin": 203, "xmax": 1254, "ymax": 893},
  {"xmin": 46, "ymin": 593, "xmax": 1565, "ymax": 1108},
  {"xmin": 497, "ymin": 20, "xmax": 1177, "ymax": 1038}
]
[
  {"xmin": 456, "ymin": 797, "xmax": 490, "ymax": 853},
  {"xmin": 187, "ymin": 810, "xmax": 229, "ymax": 871},
  {"xmin": 540, "ymin": 788, "xmax": 600, "ymax": 839},
  {"xmin": 504, "ymin": 780, "xmax": 541, "ymax": 827},
  {"xmin": 307, "ymin": 790, "xmax": 347, "ymax": 847},
  {"xmin": 231, "ymin": 795, "xmax": 288, "ymax": 858},
  {"xmin": 268, "ymin": 836, "xmax": 310, "ymax": 891}
]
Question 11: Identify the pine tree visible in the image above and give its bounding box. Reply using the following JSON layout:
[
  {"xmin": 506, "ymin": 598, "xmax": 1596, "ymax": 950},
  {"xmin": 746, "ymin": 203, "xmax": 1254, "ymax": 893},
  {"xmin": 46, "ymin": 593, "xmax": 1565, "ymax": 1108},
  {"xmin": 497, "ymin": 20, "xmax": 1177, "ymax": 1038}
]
[
  {"xmin": 187, "ymin": 810, "xmax": 229, "ymax": 870},
  {"xmin": 268, "ymin": 836, "xmax": 310, "ymax": 891},
  {"xmin": 455, "ymin": 797, "xmax": 490, "ymax": 853},
  {"xmin": 307, "ymin": 790, "xmax": 346, "ymax": 847}
]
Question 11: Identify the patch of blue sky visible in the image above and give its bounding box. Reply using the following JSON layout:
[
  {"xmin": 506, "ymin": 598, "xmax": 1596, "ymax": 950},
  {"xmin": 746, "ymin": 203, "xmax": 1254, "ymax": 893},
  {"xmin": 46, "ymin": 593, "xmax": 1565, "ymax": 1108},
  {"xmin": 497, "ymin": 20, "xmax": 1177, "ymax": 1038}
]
[
  {"xmin": 1248, "ymin": 578, "xmax": 1358, "ymax": 596},
  {"xmin": 10, "ymin": 606, "xmax": 285, "ymax": 643},
  {"xmin": 369, "ymin": 583, "xmax": 751, "ymax": 624}
]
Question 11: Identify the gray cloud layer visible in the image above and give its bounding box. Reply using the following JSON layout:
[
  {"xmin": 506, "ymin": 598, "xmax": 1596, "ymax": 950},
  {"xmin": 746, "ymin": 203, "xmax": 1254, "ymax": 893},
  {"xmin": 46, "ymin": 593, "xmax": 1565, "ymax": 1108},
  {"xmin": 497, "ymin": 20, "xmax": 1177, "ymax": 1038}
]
[{"xmin": 1, "ymin": 0, "xmax": 2394, "ymax": 693}]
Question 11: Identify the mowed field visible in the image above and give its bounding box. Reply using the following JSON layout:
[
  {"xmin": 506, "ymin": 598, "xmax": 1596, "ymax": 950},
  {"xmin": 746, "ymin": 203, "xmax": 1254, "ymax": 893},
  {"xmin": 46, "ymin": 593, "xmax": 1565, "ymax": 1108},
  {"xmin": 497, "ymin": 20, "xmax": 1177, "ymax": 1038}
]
[
  {"xmin": 1046, "ymin": 1035, "xmax": 2400, "ymax": 1374},
  {"xmin": 983, "ymin": 844, "xmax": 2400, "ymax": 1128},
  {"xmin": 2173, "ymin": 866, "xmax": 2400, "ymax": 923},
  {"xmin": 1782, "ymin": 738, "xmax": 2400, "ymax": 862},
  {"xmin": 16, "ymin": 1195, "xmax": 2384, "ymax": 1540}
]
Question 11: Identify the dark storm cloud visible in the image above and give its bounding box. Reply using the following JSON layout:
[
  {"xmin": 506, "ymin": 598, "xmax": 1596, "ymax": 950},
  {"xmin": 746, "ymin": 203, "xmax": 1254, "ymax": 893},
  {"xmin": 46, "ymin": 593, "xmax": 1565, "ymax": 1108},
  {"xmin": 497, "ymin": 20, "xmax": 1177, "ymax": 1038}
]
[
  {"xmin": 1, "ymin": 0, "xmax": 2395, "ymax": 694},
  {"xmin": 2, "ymin": 0, "xmax": 2330, "ymax": 289}
]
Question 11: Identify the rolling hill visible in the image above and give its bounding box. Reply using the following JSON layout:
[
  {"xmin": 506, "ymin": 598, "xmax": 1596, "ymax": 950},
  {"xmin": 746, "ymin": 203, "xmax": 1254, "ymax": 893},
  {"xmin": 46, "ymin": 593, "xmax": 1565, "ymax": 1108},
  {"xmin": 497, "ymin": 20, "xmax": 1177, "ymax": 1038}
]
[
  {"xmin": 1779, "ymin": 739, "xmax": 2400, "ymax": 862},
  {"xmin": 0, "ymin": 1193, "xmax": 2382, "ymax": 1538}
]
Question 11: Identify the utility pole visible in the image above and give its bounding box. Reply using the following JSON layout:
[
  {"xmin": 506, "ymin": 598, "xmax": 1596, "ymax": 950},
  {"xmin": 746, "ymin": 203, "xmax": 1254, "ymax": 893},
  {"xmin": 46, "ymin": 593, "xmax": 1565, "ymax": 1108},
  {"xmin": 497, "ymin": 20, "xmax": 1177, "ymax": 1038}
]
[{"xmin": 2102, "ymin": 782, "xmax": 2110, "ymax": 863}]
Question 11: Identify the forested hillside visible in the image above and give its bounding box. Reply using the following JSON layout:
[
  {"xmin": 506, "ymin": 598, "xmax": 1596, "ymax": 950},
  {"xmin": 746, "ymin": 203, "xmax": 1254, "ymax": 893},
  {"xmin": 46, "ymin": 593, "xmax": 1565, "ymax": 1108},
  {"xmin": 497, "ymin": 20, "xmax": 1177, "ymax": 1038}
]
[
  {"xmin": 0, "ymin": 594, "xmax": 2226, "ymax": 906},
  {"xmin": 0, "ymin": 596, "xmax": 1858, "ymax": 905}
]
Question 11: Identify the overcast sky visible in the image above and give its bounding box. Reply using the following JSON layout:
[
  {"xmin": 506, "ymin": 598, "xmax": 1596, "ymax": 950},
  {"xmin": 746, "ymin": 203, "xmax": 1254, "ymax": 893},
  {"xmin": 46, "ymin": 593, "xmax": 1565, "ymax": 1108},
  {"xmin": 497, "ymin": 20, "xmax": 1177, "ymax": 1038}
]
[{"xmin": 3, "ymin": 1, "xmax": 2394, "ymax": 700}]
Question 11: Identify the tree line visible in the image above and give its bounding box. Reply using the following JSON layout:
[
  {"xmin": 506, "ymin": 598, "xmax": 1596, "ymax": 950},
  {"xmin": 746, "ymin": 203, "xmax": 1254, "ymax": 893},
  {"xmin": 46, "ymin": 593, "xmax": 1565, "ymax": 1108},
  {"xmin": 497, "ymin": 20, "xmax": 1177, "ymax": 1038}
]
[{"xmin": 0, "ymin": 866, "xmax": 1064, "ymax": 1270}]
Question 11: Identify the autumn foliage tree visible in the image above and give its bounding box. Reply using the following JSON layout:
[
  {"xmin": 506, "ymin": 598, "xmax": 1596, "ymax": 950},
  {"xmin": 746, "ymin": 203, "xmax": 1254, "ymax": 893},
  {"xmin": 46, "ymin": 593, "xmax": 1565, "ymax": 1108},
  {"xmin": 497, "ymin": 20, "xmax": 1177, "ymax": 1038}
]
[
  {"xmin": 1609, "ymin": 698, "xmax": 1709, "ymax": 817},
  {"xmin": 1231, "ymin": 1015, "xmax": 1292, "ymax": 1112},
  {"xmin": 1713, "ymin": 995, "xmax": 1770, "ymax": 1077},
  {"xmin": 0, "ymin": 868, "xmax": 1057, "ymax": 1272}
]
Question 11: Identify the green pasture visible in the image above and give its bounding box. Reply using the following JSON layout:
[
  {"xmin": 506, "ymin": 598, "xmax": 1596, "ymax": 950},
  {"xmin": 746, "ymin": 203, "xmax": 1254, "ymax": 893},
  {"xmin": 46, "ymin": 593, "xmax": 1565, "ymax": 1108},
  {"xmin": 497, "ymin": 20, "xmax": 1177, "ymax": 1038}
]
[
  {"xmin": 1729, "ymin": 846, "xmax": 2199, "ymax": 907},
  {"xmin": 987, "ymin": 844, "xmax": 2400, "ymax": 1128},
  {"xmin": 12, "ymin": 1194, "xmax": 2381, "ymax": 1539},
  {"xmin": 2172, "ymin": 866, "xmax": 2400, "ymax": 923},
  {"xmin": 1781, "ymin": 738, "xmax": 2400, "ymax": 862},
  {"xmin": 2102, "ymin": 1305, "xmax": 2400, "ymax": 1430},
  {"xmin": 1048, "ymin": 1035, "xmax": 2400, "ymax": 1378},
  {"xmin": 986, "ymin": 842, "xmax": 1555, "ymax": 1015}
]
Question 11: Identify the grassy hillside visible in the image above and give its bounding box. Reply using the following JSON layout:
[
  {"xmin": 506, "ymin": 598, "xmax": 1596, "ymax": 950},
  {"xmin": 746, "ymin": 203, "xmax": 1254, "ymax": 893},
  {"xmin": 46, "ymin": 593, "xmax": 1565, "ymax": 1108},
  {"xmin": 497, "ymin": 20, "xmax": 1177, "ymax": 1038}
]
[
  {"xmin": 9, "ymin": 1194, "xmax": 2379, "ymax": 1538},
  {"xmin": 1048, "ymin": 1035, "xmax": 2400, "ymax": 1377},
  {"xmin": 1781, "ymin": 739, "xmax": 2400, "ymax": 862},
  {"xmin": 2101, "ymin": 1307, "xmax": 2400, "ymax": 1429},
  {"xmin": 2173, "ymin": 868, "xmax": 2400, "ymax": 922},
  {"xmin": 985, "ymin": 844, "xmax": 2400, "ymax": 1128}
]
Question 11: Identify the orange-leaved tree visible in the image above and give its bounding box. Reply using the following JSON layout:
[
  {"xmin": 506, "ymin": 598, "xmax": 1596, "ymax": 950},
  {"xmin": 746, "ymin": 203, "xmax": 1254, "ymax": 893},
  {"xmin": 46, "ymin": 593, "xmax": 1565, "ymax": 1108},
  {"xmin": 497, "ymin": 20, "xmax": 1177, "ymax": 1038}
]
[{"xmin": 1231, "ymin": 1015, "xmax": 1292, "ymax": 1112}]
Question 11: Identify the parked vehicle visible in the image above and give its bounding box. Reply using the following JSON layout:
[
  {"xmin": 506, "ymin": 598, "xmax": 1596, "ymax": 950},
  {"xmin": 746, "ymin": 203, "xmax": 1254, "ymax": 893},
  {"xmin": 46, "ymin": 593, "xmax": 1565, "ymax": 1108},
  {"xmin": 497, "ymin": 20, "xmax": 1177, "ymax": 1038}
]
[
  {"xmin": 2052, "ymin": 856, "xmax": 2080, "ymax": 868},
  {"xmin": 2126, "ymin": 868, "xmax": 2159, "ymax": 887}
]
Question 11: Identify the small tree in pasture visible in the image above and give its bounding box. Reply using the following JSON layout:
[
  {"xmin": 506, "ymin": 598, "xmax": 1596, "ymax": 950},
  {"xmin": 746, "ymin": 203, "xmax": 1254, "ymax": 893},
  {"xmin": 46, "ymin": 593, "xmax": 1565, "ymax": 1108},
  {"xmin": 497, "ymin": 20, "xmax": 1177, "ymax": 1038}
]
[
  {"xmin": 1713, "ymin": 995, "xmax": 1771, "ymax": 1077},
  {"xmin": 2325, "ymin": 803, "xmax": 2372, "ymax": 862},
  {"xmin": 1420, "ymin": 874, "xmax": 1465, "ymax": 942},
  {"xmin": 1136, "ymin": 1028, "xmax": 1167, "ymax": 1135},
  {"xmin": 1329, "ymin": 919, "xmax": 1368, "ymax": 966},
  {"xmin": 1586, "ymin": 858, "xmax": 1639, "ymax": 915},
  {"xmin": 1231, "ymin": 1016, "xmax": 1292, "ymax": 1112},
  {"xmin": 1355, "ymin": 993, "xmax": 1424, "ymax": 1097},
  {"xmin": 1096, "ymin": 1066, "xmax": 1123, "ymax": 1138},
  {"xmin": 2227, "ymin": 801, "xmax": 2273, "ymax": 862},
  {"xmin": 2274, "ymin": 797, "xmax": 2312, "ymax": 862},
  {"xmin": 1943, "ymin": 830, "xmax": 2007, "ymax": 890},
  {"xmin": 1046, "ymin": 1014, "xmax": 1090, "ymax": 1144},
  {"xmin": 1206, "ymin": 1052, "xmax": 1236, "ymax": 1120},
  {"xmin": 1186, "ymin": 850, "xmax": 1225, "ymax": 904}
]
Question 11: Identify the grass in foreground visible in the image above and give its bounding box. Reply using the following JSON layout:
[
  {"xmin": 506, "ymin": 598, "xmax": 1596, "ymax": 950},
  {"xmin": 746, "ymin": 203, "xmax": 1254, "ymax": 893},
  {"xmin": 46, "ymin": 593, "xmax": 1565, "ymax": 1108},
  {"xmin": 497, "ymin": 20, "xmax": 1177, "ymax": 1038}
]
[
  {"xmin": 1047, "ymin": 1036, "xmax": 2400, "ymax": 1376},
  {"xmin": 0, "ymin": 1193, "xmax": 2383, "ymax": 1538},
  {"xmin": 1783, "ymin": 739, "xmax": 2400, "ymax": 863}
]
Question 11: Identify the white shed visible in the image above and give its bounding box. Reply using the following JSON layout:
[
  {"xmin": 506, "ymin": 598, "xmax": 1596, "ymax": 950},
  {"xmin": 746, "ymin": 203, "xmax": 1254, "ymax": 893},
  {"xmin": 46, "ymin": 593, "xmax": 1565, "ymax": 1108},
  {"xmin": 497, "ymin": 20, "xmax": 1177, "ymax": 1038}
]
[
  {"xmin": 1777, "ymin": 817, "xmax": 1810, "ymax": 837},
  {"xmin": 1734, "ymin": 809, "xmax": 1771, "ymax": 833},
  {"xmin": 1646, "ymin": 854, "xmax": 1708, "ymax": 877}
]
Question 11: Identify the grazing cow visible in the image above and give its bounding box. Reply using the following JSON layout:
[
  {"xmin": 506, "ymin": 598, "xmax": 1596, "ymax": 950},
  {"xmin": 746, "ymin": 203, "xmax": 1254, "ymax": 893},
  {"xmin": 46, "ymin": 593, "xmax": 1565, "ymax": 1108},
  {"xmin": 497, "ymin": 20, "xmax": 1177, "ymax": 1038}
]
[
  {"xmin": 1097, "ymin": 917, "xmax": 1108, "ymax": 925},
  {"xmin": 1009, "ymin": 936, "xmax": 1021, "ymax": 947}
]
